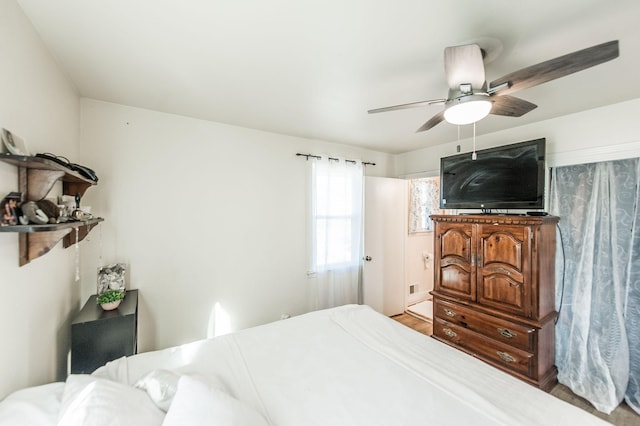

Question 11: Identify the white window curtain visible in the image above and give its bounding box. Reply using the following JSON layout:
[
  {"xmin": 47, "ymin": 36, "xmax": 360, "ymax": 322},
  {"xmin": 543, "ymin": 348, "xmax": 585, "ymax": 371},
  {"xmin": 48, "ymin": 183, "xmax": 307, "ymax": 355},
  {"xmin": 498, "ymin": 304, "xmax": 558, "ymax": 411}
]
[
  {"xmin": 307, "ymin": 157, "xmax": 364, "ymax": 311},
  {"xmin": 549, "ymin": 158, "xmax": 640, "ymax": 415}
]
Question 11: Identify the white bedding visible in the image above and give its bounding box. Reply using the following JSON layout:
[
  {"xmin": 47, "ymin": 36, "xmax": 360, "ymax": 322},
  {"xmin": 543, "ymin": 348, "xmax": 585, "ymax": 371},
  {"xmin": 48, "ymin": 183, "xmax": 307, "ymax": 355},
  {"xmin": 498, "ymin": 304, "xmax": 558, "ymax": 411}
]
[
  {"xmin": 0, "ymin": 304, "xmax": 610, "ymax": 425},
  {"xmin": 0, "ymin": 382, "xmax": 64, "ymax": 425}
]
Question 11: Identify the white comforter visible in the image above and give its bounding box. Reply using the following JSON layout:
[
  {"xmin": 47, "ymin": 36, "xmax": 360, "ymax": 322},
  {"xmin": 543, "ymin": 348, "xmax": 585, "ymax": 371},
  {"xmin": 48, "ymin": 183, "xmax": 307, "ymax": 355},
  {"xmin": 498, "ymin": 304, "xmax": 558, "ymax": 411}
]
[{"xmin": 0, "ymin": 304, "xmax": 610, "ymax": 425}]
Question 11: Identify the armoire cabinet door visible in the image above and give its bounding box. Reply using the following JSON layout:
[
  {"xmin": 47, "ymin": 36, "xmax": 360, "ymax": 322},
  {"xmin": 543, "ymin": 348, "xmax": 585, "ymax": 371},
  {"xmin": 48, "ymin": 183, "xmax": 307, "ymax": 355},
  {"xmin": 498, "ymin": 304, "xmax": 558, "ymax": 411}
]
[
  {"xmin": 477, "ymin": 224, "xmax": 531, "ymax": 317},
  {"xmin": 430, "ymin": 214, "xmax": 559, "ymax": 391},
  {"xmin": 435, "ymin": 222, "xmax": 475, "ymax": 301}
]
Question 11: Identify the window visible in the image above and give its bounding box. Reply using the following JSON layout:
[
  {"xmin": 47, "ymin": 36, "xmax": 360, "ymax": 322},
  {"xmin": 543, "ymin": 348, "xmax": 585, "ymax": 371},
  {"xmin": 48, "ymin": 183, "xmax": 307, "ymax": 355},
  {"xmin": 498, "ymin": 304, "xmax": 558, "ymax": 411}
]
[
  {"xmin": 311, "ymin": 159, "xmax": 363, "ymax": 271},
  {"xmin": 408, "ymin": 177, "xmax": 441, "ymax": 233}
]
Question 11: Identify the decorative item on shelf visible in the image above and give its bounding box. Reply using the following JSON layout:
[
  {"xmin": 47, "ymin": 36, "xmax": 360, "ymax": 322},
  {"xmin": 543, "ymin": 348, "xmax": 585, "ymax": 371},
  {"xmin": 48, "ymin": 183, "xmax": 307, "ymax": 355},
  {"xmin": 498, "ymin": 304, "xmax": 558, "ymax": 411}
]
[
  {"xmin": 1, "ymin": 192, "xmax": 22, "ymax": 226},
  {"xmin": 68, "ymin": 193, "xmax": 93, "ymax": 222},
  {"xmin": 36, "ymin": 199, "xmax": 58, "ymax": 221},
  {"xmin": 19, "ymin": 201, "xmax": 49, "ymax": 224},
  {"xmin": 1, "ymin": 128, "xmax": 31, "ymax": 156},
  {"xmin": 17, "ymin": 199, "xmax": 62, "ymax": 225},
  {"xmin": 57, "ymin": 195, "xmax": 76, "ymax": 223},
  {"xmin": 97, "ymin": 290, "xmax": 125, "ymax": 311}
]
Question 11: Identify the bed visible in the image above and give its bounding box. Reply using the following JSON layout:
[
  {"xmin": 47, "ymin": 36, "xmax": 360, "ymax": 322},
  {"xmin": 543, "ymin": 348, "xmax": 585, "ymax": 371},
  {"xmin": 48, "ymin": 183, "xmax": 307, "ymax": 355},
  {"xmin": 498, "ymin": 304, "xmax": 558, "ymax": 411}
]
[{"xmin": 0, "ymin": 304, "xmax": 610, "ymax": 425}]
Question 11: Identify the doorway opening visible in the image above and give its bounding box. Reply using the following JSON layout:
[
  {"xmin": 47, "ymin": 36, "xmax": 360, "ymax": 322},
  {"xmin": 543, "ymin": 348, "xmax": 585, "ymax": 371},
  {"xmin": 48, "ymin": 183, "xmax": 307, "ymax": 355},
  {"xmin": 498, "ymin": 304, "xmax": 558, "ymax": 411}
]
[{"xmin": 407, "ymin": 297, "xmax": 432, "ymax": 321}]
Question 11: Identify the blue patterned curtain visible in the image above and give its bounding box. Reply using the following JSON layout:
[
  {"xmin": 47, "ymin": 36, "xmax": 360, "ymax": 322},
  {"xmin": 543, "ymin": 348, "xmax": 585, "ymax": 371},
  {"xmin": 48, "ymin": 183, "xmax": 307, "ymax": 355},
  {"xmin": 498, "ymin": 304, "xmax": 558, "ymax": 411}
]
[{"xmin": 549, "ymin": 158, "xmax": 639, "ymax": 415}]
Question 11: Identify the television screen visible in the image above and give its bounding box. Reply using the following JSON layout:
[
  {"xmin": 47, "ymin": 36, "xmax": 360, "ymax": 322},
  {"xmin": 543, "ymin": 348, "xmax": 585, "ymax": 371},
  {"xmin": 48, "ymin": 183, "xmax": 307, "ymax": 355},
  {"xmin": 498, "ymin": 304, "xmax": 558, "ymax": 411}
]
[{"xmin": 440, "ymin": 138, "xmax": 546, "ymax": 210}]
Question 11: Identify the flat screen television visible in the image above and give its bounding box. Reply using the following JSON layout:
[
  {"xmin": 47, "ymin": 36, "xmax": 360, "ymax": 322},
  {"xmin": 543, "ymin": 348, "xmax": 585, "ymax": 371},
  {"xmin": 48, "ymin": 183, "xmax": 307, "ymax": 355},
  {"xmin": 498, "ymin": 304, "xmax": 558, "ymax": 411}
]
[{"xmin": 440, "ymin": 138, "xmax": 546, "ymax": 210}]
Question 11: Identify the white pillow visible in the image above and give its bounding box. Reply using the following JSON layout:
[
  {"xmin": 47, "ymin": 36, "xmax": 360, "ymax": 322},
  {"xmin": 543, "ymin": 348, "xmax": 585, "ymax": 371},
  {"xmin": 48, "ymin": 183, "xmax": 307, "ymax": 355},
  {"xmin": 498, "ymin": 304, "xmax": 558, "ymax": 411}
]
[
  {"xmin": 135, "ymin": 369, "xmax": 180, "ymax": 412},
  {"xmin": 91, "ymin": 355, "xmax": 129, "ymax": 383},
  {"xmin": 162, "ymin": 375, "xmax": 268, "ymax": 426},
  {"xmin": 57, "ymin": 375, "xmax": 164, "ymax": 426},
  {"xmin": 135, "ymin": 369, "xmax": 230, "ymax": 412}
]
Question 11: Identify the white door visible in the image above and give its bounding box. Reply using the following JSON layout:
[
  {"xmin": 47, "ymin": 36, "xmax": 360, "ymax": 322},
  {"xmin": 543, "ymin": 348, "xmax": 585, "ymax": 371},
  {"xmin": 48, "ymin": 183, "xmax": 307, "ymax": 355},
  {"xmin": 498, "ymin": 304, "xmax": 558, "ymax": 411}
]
[{"xmin": 363, "ymin": 176, "xmax": 406, "ymax": 316}]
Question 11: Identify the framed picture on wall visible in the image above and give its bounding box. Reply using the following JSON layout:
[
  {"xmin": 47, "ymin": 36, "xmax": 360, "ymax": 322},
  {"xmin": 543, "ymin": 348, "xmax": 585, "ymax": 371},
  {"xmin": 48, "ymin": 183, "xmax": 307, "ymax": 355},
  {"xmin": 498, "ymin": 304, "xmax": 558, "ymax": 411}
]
[{"xmin": 408, "ymin": 177, "xmax": 442, "ymax": 233}]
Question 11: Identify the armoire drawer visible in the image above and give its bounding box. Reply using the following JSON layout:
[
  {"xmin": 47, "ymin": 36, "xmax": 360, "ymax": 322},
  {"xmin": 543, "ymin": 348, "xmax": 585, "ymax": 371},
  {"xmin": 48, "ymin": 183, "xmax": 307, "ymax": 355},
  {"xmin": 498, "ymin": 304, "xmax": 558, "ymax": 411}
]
[
  {"xmin": 434, "ymin": 299, "xmax": 535, "ymax": 352},
  {"xmin": 434, "ymin": 317, "xmax": 534, "ymax": 377}
]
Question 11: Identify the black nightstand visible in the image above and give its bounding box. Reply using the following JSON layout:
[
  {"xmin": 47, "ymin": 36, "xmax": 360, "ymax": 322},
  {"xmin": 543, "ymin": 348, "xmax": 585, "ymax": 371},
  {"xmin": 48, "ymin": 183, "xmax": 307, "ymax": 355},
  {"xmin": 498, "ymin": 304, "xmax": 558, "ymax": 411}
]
[{"xmin": 70, "ymin": 289, "xmax": 138, "ymax": 374}]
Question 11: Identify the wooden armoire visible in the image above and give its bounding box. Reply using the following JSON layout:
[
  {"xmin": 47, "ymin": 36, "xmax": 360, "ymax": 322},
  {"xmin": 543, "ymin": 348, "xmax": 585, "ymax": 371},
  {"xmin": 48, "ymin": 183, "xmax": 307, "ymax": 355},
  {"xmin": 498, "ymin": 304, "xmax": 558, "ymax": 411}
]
[{"xmin": 430, "ymin": 214, "xmax": 559, "ymax": 391}]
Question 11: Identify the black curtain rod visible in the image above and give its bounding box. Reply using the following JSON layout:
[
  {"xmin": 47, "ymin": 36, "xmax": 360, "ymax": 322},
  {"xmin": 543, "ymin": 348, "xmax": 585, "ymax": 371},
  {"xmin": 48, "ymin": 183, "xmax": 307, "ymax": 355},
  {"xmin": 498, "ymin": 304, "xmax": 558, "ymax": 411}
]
[
  {"xmin": 295, "ymin": 153, "xmax": 321, "ymax": 160},
  {"xmin": 296, "ymin": 153, "xmax": 376, "ymax": 166}
]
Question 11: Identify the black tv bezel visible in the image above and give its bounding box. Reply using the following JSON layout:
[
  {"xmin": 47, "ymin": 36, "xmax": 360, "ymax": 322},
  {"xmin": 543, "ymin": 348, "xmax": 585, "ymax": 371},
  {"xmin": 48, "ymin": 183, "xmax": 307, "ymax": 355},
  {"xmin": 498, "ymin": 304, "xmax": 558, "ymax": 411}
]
[{"xmin": 439, "ymin": 138, "xmax": 546, "ymax": 210}]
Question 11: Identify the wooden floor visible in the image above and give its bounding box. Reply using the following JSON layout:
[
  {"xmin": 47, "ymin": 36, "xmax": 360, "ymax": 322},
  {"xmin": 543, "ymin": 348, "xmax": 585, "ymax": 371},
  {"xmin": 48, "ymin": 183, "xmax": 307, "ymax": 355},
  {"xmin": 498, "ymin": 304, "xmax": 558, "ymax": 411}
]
[
  {"xmin": 391, "ymin": 312, "xmax": 638, "ymax": 426},
  {"xmin": 392, "ymin": 312, "xmax": 433, "ymax": 336}
]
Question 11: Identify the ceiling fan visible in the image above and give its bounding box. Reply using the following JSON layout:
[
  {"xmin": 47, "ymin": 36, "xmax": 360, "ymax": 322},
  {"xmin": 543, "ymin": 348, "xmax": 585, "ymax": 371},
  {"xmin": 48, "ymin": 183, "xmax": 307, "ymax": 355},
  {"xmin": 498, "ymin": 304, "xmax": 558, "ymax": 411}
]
[{"xmin": 368, "ymin": 40, "xmax": 619, "ymax": 132}]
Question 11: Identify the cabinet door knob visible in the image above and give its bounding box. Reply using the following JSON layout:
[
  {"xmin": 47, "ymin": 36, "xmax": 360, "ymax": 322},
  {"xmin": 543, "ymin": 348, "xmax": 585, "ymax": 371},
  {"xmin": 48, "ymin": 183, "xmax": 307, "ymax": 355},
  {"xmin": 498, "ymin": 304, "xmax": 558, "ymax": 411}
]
[
  {"xmin": 444, "ymin": 309, "xmax": 457, "ymax": 318},
  {"xmin": 364, "ymin": 256, "xmax": 372, "ymax": 261}
]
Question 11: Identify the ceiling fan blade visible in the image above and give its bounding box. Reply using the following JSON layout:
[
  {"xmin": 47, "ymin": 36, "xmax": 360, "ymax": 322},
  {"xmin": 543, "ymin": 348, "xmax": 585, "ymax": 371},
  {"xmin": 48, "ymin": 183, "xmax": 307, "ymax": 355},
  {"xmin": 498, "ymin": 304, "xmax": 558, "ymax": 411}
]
[
  {"xmin": 445, "ymin": 44, "xmax": 486, "ymax": 90},
  {"xmin": 368, "ymin": 98, "xmax": 445, "ymax": 114},
  {"xmin": 416, "ymin": 110, "xmax": 445, "ymax": 132},
  {"xmin": 490, "ymin": 40, "xmax": 619, "ymax": 96},
  {"xmin": 490, "ymin": 95, "xmax": 537, "ymax": 117}
]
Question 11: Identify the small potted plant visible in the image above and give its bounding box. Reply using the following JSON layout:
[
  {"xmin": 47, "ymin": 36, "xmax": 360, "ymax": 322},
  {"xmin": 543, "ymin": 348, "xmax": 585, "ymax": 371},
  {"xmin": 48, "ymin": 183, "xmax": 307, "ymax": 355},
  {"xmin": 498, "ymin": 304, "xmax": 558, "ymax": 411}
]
[{"xmin": 97, "ymin": 289, "xmax": 125, "ymax": 311}]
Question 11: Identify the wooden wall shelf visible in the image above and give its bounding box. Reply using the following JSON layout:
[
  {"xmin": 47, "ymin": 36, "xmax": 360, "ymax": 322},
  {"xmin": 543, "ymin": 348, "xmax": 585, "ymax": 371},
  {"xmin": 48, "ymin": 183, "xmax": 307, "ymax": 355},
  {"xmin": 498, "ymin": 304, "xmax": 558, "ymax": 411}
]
[{"xmin": 0, "ymin": 153, "xmax": 103, "ymax": 266}]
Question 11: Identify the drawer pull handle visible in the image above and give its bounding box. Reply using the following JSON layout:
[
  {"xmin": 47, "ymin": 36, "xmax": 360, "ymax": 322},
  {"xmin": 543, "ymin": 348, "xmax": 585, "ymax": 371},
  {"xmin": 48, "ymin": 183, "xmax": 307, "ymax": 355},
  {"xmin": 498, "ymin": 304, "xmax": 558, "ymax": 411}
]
[
  {"xmin": 443, "ymin": 309, "xmax": 457, "ymax": 318},
  {"xmin": 498, "ymin": 328, "xmax": 517, "ymax": 339},
  {"xmin": 497, "ymin": 351, "xmax": 516, "ymax": 363},
  {"xmin": 443, "ymin": 328, "xmax": 457, "ymax": 338}
]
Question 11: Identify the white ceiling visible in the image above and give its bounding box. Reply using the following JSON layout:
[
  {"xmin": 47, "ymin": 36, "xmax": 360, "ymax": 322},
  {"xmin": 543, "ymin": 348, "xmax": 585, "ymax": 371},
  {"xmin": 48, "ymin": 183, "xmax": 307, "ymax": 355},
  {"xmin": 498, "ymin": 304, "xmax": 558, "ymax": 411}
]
[{"xmin": 16, "ymin": 0, "xmax": 640, "ymax": 154}]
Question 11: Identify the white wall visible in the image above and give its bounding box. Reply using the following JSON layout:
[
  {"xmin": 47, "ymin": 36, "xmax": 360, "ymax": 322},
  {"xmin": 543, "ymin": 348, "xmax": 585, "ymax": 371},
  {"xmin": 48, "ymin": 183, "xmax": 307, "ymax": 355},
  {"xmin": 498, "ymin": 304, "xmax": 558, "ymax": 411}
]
[
  {"xmin": 0, "ymin": 0, "xmax": 80, "ymax": 399},
  {"xmin": 77, "ymin": 99, "xmax": 394, "ymax": 353},
  {"xmin": 405, "ymin": 233, "xmax": 433, "ymax": 306}
]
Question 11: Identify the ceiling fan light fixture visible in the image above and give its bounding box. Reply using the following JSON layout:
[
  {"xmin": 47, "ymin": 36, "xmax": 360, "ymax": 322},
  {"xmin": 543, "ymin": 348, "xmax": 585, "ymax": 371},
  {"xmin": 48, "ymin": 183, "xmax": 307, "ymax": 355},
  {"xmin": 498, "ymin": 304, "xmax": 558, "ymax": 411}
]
[{"xmin": 444, "ymin": 94, "xmax": 492, "ymax": 125}]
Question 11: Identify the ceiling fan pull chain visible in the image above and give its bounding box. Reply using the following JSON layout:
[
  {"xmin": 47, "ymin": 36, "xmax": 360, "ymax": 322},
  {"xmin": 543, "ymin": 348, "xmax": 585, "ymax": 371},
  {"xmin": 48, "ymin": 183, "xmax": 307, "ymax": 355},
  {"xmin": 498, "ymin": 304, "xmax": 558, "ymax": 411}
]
[
  {"xmin": 472, "ymin": 122, "xmax": 477, "ymax": 160},
  {"xmin": 75, "ymin": 226, "xmax": 80, "ymax": 282}
]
